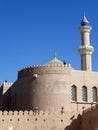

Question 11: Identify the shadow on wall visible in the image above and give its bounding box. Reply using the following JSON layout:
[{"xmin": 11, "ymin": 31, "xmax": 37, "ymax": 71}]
[
  {"xmin": 0, "ymin": 86, "xmax": 3, "ymax": 109},
  {"xmin": 64, "ymin": 114, "xmax": 82, "ymax": 130},
  {"xmin": 0, "ymin": 82, "xmax": 15, "ymax": 111},
  {"xmin": 0, "ymin": 87, "xmax": 12, "ymax": 111}
]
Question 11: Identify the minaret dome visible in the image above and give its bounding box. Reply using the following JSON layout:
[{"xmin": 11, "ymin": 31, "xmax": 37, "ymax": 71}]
[{"xmin": 81, "ymin": 13, "xmax": 89, "ymax": 26}]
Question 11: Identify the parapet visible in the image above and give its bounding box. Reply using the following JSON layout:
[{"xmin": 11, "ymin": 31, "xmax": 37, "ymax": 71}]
[
  {"xmin": 3, "ymin": 81, "xmax": 13, "ymax": 86},
  {"xmin": 0, "ymin": 110, "xmax": 77, "ymax": 130},
  {"xmin": 1, "ymin": 81, "xmax": 13, "ymax": 94},
  {"xmin": 0, "ymin": 110, "xmax": 67, "ymax": 116},
  {"xmin": 18, "ymin": 63, "xmax": 72, "ymax": 79}
]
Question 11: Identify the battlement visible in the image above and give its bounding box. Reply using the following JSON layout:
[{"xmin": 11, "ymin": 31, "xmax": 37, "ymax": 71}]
[
  {"xmin": 0, "ymin": 110, "xmax": 74, "ymax": 116},
  {"xmin": 0, "ymin": 81, "xmax": 13, "ymax": 94},
  {"xmin": 18, "ymin": 64, "xmax": 71, "ymax": 79},
  {"xmin": 0, "ymin": 110, "xmax": 79, "ymax": 130},
  {"xmin": 3, "ymin": 81, "xmax": 13, "ymax": 86},
  {"xmin": 19, "ymin": 63, "xmax": 71, "ymax": 72}
]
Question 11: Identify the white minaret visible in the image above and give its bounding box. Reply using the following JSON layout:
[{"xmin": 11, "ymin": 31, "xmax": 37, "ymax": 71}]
[{"xmin": 78, "ymin": 14, "xmax": 94, "ymax": 71}]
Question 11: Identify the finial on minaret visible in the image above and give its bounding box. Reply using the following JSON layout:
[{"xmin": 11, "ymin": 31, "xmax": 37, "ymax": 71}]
[{"xmin": 81, "ymin": 12, "xmax": 89, "ymax": 26}]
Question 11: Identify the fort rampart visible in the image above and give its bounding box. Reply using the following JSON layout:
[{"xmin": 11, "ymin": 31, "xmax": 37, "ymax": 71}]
[
  {"xmin": 18, "ymin": 64, "xmax": 71, "ymax": 79},
  {"xmin": 0, "ymin": 110, "xmax": 81, "ymax": 130}
]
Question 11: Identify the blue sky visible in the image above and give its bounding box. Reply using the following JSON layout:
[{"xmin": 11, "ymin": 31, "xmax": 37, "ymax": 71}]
[{"xmin": 0, "ymin": 0, "xmax": 98, "ymax": 84}]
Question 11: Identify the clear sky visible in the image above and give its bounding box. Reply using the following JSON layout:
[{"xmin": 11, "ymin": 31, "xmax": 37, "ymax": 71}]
[{"xmin": 0, "ymin": 0, "xmax": 98, "ymax": 84}]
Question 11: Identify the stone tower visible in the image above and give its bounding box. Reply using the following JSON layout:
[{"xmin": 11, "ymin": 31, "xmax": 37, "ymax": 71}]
[{"xmin": 78, "ymin": 14, "xmax": 94, "ymax": 71}]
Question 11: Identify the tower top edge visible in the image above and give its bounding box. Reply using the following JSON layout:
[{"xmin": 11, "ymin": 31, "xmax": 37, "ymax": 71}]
[{"xmin": 18, "ymin": 63, "xmax": 72, "ymax": 73}]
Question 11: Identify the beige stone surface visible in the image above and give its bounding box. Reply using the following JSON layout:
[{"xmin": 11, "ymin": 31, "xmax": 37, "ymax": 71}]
[{"xmin": 0, "ymin": 110, "xmax": 81, "ymax": 130}]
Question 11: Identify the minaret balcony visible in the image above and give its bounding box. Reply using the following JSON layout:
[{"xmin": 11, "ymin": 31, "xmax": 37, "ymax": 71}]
[
  {"xmin": 79, "ymin": 26, "xmax": 92, "ymax": 33},
  {"xmin": 78, "ymin": 45, "xmax": 94, "ymax": 55}
]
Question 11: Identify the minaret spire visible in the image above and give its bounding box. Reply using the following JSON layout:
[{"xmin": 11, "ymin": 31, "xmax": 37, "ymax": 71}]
[
  {"xmin": 81, "ymin": 12, "xmax": 89, "ymax": 26},
  {"xmin": 78, "ymin": 14, "xmax": 94, "ymax": 71}
]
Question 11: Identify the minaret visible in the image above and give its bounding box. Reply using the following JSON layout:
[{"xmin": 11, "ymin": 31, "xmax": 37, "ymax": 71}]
[{"xmin": 78, "ymin": 14, "xmax": 94, "ymax": 71}]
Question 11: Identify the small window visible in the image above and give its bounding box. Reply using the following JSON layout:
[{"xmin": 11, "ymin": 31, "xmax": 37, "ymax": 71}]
[
  {"xmin": 92, "ymin": 87, "xmax": 97, "ymax": 102},
  {"xmin": 82, "ymin": 86, "xmax": 87, "ymax": 101},
  {"xmin": 72, "ymin": 85, "xmax": 77, "ymax": 101}
]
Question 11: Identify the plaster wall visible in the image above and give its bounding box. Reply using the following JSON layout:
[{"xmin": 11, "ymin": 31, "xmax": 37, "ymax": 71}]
[
  {"xmin": 1, "ymin": 67, "xmax": 98, "ymax": 114},
  {"xmin": 0, "ymin": 110, "xmax": 81, "ymax": 130}
]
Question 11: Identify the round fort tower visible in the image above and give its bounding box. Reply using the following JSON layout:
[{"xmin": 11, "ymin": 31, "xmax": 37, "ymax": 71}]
[{"xmin": 12, "ymin": 54, "xmax": 72, "ymax": 111}]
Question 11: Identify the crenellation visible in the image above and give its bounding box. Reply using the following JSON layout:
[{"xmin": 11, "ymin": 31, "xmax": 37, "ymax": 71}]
[
  {"xmin": 18, "ymin": 62, "xmax": 71, "ymax": 74},
  {"xmin": 65, "ymin": 64, "xmax": 68, "ymax": 67},
  {"xmin": 0, "ymin": 111, "xmax": 2, "ymax": 115},
  {"xmin": 23, "ymin": 110, "xmax": 29, "ymax": 115},
  {"xmin": 9, "ymin": 111, "xmax": 14, "ymax": 115},
  {"xmin": 34, "ymin": 110, "xmax": 40, "ymax": 115},
  {"xmin": 38, "ymin": 110, "xmax": 44, "ymax": 115},
  {"xmin": 0, "ymin": 110, "xmax": 75, "ymax": 116},
  {"xmin": 2, "ymin": 111, "xmax": 8, "ymax": 115},
  {"xmin": 18, "ymin": 63, "xmax": 71, "ymax": 79},
  {"xmin": 3, "ymin": 81, "xmax": 13, "ymax": 86},
  {"xmin": 43, "ymin": 111, "xmax": 49, "ymax": 115},
  {"xmin": 0, "ymin": 110, "xmax": 88, "ymax": 129},
  {"xmin": 19, "ymin": 110, "xmax": 24, "ymax": 115},
  {"xmin": 28, "ymin": 110, "xmax": 34, "ymax": 115}
]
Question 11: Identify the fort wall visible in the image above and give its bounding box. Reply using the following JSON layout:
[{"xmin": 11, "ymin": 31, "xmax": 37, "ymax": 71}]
[
  {"xmin": 0, "ymin": 110, "xmax": 81, "ymax": 130},
  {"xmin": 18, "ymin": 64, "xmax": 71, "ymax": 79}
]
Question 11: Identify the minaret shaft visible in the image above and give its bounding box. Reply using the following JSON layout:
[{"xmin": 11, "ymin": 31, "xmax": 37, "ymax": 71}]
[
  {"xmin": 81, "ymin": 54, "xmax": 92, "ymax": 71},
  {"xmin": 78, "ymin": 15, "xmax": 94, "ymax": 71},
  {"xmin": 81, "ymin": 31, "xmax": 90, "ymax": 45}
]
